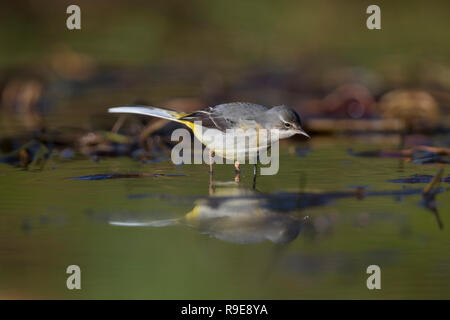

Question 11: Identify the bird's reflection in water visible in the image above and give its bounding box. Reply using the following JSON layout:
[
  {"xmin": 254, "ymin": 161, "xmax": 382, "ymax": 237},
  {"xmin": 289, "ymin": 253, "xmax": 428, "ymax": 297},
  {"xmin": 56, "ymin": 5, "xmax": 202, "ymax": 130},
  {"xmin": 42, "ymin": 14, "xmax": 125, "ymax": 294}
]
[
  {"xmin": 109, "ymin": 181, "xmax": 308, "ymax": 245},
  {"xmin": 108, "ymin": 169, "xmax": 446, "ymax": 244},
  {"xmin": 187, "ymin": 181, "xmax": 307, "ymax": 244}
]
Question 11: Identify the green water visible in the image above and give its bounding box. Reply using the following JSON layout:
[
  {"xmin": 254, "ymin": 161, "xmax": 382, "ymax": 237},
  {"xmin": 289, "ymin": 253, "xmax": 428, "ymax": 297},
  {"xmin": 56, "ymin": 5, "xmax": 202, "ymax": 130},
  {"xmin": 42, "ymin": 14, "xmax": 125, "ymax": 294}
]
[{"xmin": 0, "ymin": 137, "xmax": 448, "ymax": 299}]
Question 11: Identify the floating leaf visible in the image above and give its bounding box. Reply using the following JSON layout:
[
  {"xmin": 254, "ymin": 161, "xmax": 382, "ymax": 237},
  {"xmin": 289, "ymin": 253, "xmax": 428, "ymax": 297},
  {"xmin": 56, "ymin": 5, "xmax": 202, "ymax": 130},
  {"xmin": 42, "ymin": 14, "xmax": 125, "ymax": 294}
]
[
  {"xmin": 69, "ymin": 173, "xmax": 187, "ymax": 180},
  {"xmin": 389, "ymin": 174, "xmax": 450, "ymax": 184}
]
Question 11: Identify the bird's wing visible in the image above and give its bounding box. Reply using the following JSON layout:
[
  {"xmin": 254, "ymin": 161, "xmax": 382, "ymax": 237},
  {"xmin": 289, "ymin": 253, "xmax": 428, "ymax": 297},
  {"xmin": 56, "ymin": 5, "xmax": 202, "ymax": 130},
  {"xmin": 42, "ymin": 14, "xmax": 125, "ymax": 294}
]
[
  {"xmin": 180, "ymin": 108, "xmax": 231, "ymax": 131},
  {"xmin": 180, "ymin": 102, "xmax": 268, "ymax": 131}
]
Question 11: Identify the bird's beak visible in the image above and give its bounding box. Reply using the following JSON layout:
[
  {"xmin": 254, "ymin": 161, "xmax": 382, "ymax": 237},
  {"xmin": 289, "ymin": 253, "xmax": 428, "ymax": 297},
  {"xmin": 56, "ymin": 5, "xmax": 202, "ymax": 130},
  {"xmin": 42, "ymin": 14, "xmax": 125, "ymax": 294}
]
[{"xmin": 295, "ymin": 128, "xmax": 310, "ymax": 139}]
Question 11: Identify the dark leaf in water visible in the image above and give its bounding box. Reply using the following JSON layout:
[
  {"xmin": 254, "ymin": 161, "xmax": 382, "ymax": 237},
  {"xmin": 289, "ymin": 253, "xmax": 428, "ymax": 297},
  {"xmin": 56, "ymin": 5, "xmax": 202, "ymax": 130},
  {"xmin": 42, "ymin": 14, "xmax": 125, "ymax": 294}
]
[
  {"xmin": 412, "ymin": 150, "xmax": 450, "ymax": 164},
  {"xmin": 389, "ymin": 174, "xmax": 450, "ymax": 184},
  {"xmin": 349, "ymin": 146, "xmax": 450, "ymax": 164},
  {"xmin": 69, "ymin": 173, "xmax": 187, "ymax": 180}
]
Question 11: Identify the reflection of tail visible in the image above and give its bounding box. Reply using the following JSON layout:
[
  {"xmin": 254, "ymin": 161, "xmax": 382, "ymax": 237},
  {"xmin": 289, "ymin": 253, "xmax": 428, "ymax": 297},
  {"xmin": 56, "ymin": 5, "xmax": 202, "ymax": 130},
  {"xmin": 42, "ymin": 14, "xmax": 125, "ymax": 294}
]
[
  {"xmin": 108, "ymin": 106, "xmax": 193, "ymax": 129},
  {"xmin": 109, "ymin": 218, "xmax": 179, "ymax": 227}
]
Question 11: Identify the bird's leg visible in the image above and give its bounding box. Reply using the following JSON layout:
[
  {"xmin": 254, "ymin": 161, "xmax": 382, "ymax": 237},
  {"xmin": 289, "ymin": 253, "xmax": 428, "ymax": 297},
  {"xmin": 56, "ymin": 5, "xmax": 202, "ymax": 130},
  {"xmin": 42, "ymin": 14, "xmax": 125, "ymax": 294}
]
[
  {"xmin": 234, "ymin": 160, "xmax": 240, "ymax": 173},
  {"xmin": 208, "ymin": 151, "xmax": 215, "ymax": 195},
  {"xmin": 209, "ymin": 171, "xmax": 214, "ymax": 195},
  {"xmin": 252, "ymin": 154, "xmax": 259, "ymax": 190},
  {"xmin": 252, "ymin": 163, "xmax": 258, "ymax": 190},
  {"xmin": 209, "ymin": 150, "xmax": 215, "ymax": 175},
  {"xmin": 234, "ymin": 160, "xmax": 240, "ymax": 183}
]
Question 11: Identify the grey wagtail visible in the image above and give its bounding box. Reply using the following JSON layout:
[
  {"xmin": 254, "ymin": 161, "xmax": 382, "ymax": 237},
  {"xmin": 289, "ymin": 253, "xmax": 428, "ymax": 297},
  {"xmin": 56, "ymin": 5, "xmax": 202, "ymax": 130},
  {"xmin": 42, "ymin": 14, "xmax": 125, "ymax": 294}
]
[{"xmin": 108, "ymin": 102, "xmax": 309, "ymax": 172}]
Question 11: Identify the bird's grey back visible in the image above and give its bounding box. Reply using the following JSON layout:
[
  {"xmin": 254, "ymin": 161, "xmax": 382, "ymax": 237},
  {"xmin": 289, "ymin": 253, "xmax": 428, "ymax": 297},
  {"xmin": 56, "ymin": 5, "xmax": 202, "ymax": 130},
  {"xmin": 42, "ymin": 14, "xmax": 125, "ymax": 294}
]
[
  {"xmin": 213, "ymin": 102, "xmax": 268, "ymax": 119},
  {"xmin": 181, "ymin": 102, "xmax": 269, "ymax": 131}
]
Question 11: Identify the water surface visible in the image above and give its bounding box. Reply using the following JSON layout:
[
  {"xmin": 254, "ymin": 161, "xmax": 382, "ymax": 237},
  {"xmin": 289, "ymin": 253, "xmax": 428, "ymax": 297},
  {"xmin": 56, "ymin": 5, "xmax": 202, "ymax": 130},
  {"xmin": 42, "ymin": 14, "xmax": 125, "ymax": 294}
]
[{"xmin": 1, "ymin": 137, "xmax": 449, "ymax": 299}]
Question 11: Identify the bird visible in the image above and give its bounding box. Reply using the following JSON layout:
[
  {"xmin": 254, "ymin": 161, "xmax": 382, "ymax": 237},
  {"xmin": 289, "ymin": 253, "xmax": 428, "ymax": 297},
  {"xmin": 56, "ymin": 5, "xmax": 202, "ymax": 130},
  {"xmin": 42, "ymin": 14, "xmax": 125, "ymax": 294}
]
[{"xmin": 108, "ymin": 102, "xmax": 310, "ymax": 174}]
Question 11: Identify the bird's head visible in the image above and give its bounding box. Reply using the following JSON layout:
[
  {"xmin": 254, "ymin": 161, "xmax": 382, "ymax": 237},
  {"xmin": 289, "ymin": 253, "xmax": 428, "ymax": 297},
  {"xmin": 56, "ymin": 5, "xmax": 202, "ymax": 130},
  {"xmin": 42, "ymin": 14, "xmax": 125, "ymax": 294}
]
[{"xmin": 268, "ymin": 105, "xmax": 310, "ymax": 139}]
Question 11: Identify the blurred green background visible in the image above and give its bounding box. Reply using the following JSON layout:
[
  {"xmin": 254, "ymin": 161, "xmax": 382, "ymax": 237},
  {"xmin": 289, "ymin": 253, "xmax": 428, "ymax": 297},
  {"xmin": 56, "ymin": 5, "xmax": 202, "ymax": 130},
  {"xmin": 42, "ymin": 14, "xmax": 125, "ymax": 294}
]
[{"xmin": 1, "ymin": 0, "xmax": 449, "ymax": 68}]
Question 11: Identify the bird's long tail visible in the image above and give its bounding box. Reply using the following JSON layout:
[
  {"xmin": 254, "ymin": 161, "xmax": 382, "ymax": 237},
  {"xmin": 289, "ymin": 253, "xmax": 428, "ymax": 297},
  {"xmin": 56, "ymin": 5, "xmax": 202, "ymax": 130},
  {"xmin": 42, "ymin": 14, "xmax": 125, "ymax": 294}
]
[{"xmin": 108, "ymin": 106, "xmax": 193, "ymax": 129}]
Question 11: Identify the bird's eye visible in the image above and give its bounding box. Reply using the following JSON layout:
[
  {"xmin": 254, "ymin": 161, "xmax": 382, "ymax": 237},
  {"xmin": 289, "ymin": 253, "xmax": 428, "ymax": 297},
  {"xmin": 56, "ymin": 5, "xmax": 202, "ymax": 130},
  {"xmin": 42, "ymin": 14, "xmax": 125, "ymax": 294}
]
[{"xmin": 284, "ymin": 122, "xmax": 291, "ymax": 128}]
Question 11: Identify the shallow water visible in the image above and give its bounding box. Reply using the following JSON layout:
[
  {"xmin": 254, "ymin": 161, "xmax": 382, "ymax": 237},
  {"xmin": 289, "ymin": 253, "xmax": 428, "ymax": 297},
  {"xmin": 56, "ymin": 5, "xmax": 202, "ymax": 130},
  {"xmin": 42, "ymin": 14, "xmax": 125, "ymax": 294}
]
[{"xmin": 0, "ymin": 137, "xmax": 449, "ymax": 299}]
